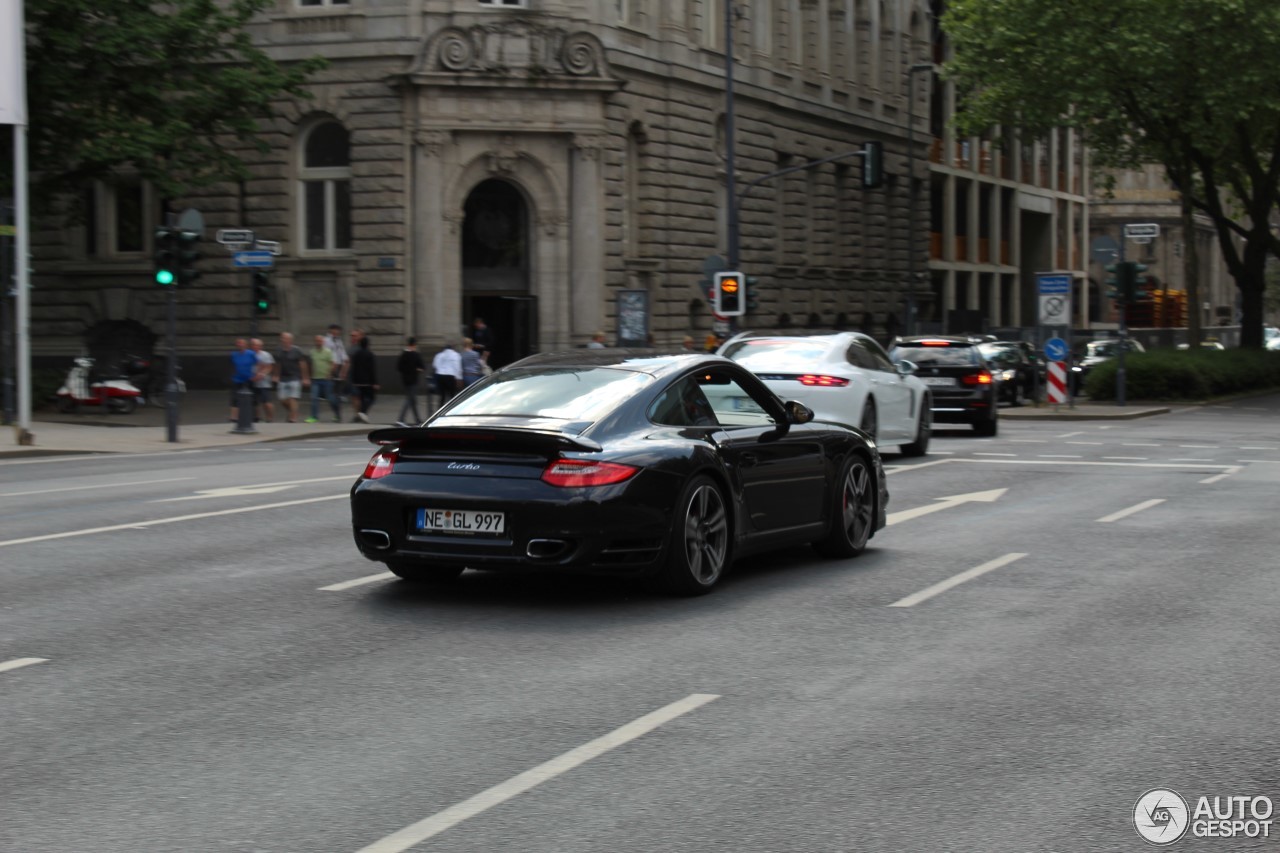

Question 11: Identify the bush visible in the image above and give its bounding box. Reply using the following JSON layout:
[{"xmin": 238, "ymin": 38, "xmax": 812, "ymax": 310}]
[
  {"xmin": 32, "ymin": 368, "xmax": 66, "ymax": 410},
  {"xmin": 1085, "ymin": 348, "xmax": 1280, "ymax": 401}
]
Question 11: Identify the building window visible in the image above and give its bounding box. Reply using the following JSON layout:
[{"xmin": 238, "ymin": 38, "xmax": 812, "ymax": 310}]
[
  {"xmin": 299, "ymin": 121, "xmax": 352, "ymax": 252},
  {"xmin": 82, "ymin": 179, "xmax": 157, "ymax": 258}
]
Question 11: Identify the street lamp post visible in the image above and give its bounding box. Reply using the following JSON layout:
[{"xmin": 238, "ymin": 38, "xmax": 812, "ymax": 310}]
[{"xmin": 906, "ymin": 63, "xmax": 935, "ymax": 337}]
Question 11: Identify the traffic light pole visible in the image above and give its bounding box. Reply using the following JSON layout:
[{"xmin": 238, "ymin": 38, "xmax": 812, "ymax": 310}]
[
  {"xmin": 164, "ymin": 279, "xmax": 179, "ymax": 442},
  {"xmin": 1116, "ymin": 241, "xmax": 1128, "ymax": 407}
]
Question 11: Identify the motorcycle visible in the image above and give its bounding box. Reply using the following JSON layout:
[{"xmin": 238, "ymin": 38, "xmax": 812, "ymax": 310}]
[{"xmin": 54, "ymin": 357, "xmax": 144, "ymax": 414}]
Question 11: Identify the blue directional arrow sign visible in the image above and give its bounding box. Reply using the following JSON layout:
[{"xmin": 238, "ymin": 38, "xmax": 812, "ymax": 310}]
[
  {"xmin": 232, "ymin": 250, "xmax": 274, "ymax": 269},
  {"xmin": 1044, "ymin": 337, "xmax": 1069, "ymax": 362}
]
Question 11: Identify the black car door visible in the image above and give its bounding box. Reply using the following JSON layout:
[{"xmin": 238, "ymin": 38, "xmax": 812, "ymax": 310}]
[{"xmin": 693, "ymin": 368, "xmax": 826, "ymax": 536}]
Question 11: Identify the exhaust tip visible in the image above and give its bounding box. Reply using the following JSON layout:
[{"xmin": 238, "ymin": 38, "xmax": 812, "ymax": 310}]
[
  {"xmin": 526, "ymin": 538, "xmax": 570, "ymax": 560},
  {"xmin": 359, "ymin": 529, "xmax": 392, "ymax": 551}
]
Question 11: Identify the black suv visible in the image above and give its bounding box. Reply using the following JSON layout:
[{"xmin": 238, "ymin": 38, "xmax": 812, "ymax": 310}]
[{"xmin": 890, "ymin": 336, "xmax": 999, "ymax": 436}]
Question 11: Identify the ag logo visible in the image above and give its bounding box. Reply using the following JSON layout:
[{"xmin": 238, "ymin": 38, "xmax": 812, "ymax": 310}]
[{"xmin": 1134, "ymin": 788, "xmax": 1190, "ymax": 845}]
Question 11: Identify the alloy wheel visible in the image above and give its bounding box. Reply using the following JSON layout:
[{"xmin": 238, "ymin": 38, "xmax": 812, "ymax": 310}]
[{"xmin": 683, "ymin": 484, "xmax": 728, "ymax": 585}]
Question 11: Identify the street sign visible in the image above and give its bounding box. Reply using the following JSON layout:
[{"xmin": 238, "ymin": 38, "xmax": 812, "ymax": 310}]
[
  {"xmin": 232, "ymin": 250, "xmax": 274, "ymax": 269},
  {"xmin": 256, "ymin": 239, "xmax": 282, "ymax": 256},
  {"xmin": 1090, "ymin": 235, "xmax": 1119, "ymax": 263},
  {"xmin": 1043, "ymin": 336, "xmax": 1069, "ymax": 363},
  {"xmin": 217, "ymin": 229, "xmax": 255, "ymax": 245},
  {"xmin": 1124, "ymin": 223, "xmax": 1160, "ymax": 239},
  {"xmin": 177, "ymin": 207, "xmax": 205, "ymax": 239},
  {"xmin": 1037, "ymin": 273, "xmax": 1072, "ymax": 326}
]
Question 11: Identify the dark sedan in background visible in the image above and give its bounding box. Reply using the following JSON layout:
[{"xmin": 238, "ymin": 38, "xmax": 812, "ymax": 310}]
[
  {"xmin": 978, "ymin": 340, "xmax": 1040, "ymax": 406},
  {"xmin": 889, "ymin": 336, "xmax": 1000, "ymax": 436},
  {"xmin": 351, "ymin": 351, "xmax": 888, "ymax": 595}
]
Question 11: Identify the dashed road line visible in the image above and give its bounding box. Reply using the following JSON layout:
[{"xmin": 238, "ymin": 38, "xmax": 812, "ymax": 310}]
[
  {"xmin": 1038, "ymin": 454, "xmax": 1082, "ymax": 459},
  {"xmin": 1103, "ymin": 456, "xmax": 1148, "ymax": 461},
  {"xmin": 1200, "ymin": 467, "xmax": 1241, "ymax": 485},
  {"xmin": 0, "ymin": 477, "xmax": 194, "ymax": 498},
  {"xmin": 0, "ymin": 657, "xmax": 49, "ymax": 674},
  {"xmin": 355, "ymin": 693, "xmax": 721, "ymax": 853},
  {"xmin": 319, "ymin": 572, "xmax": 395, "ymax": 591},
  {"xmin": 1097, "ymin": 499, "xmax": 1165, "ymax": 523},
  {"xmin": 1065, "ymin": 441, "xmax": 1104, "ymax": 446},
  {"xmin": 887, "ymin": 553, "xmax": 1027, "ymax": 608}
]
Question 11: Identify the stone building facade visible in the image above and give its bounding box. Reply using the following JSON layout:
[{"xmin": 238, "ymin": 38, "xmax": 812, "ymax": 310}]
[{"xmin": 27, "ymin": 0, "xmax": 936, "ymax": 380}]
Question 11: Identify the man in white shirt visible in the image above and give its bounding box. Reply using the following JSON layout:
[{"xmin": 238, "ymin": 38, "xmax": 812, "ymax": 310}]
[{"xmin": 432, "ymin": 341, "xmax": 464, "ymax": 406}]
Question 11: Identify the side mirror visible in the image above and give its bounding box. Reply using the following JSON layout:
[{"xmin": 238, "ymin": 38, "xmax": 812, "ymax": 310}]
[
  {"xmin": 896, "ymin": 359, "xmax": 918, "ymax": 376},
  {"xmin": 784, "ymin": 400, "xmax": 814, "ymax": 424}
]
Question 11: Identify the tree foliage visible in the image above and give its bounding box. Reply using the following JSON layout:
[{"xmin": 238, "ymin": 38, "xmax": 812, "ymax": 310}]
[
  {"xmin": 943, "ymin": 0, "xmax": 1280, "ymax": 347},
  {"xmin": 4, "ymin": 0, "xmax": 324, "ymax": 203}
]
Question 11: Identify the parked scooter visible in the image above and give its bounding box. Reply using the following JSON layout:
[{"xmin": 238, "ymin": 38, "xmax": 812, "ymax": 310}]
[{"xmin": 55, "ymin": 357, "xmax": 144, "ymax": 414}]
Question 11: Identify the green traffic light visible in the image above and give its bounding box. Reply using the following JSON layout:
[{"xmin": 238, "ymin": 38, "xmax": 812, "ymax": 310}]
[{"xmin": 155, "ymin": 269, "xmax": 175, "ymax": 286}]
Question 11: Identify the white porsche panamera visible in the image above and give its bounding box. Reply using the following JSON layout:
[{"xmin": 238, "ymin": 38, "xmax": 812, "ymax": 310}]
[{"xmin": 718, "ymin": 331, "xmax": 932, "ymax": 456}]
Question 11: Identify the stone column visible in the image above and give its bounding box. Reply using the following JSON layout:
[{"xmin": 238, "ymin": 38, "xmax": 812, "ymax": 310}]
[
  {"xmin": 570, "ymin": 134, "xmax": 606, "ymax": 342},
  {"xmin": 413, "ymin": 130, "xmax": 452, "ymax": 345}
]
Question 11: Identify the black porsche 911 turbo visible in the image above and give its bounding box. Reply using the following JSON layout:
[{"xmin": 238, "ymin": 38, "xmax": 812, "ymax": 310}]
[{"xmin": 350, "ymin": 350, "xmax": 888, "ymax": 595}]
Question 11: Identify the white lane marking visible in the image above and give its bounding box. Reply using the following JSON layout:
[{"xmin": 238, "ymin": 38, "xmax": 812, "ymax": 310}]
[
  {"xmin": 1123, "ymin": 443, "xmax": 1161, "ymax": 447},
  {"xmin": 1057, "ymin": 431, "xmax": 1085, "ymax": 438},
  {"xmin": 150, "ymin": 475, "xmax": 354, "ymax": 503},
  {"xmin": 0, "ymin": 476, "xmax": 194, "ymax": 498},
  {"xmin": 0, "ymin": 449, "xmax": 216, "ymax": 467},
  {"xmin": 0, "ymin": 657, "xmax": 49, "ymax": 674},
  {"xmin": 1169, "ymin": 458, "xmax": 1213, "ymax": 463},
  {"xmin": 1180, "ymin": 444, "xmax": 1217, "ymax": 449},
  {"xmin": 1200, "ymin": 467, "xmax": 1241, "ymax": 485},
  {"xmin": 1239, "ymin": 446, "xmax": 1278, "ymax": 451},
  {"xmin": 884, "ymin": 457, "xmax": 956, "ymax": 475},
  {"xmin": 1038, "ymin": 454, "xmax": 1082, "ymax": 459},
  {"xmin": 1009, "ymin": 439, "xmax": 1047, "ymax": 443},
  {"xmin": 888, "ymin": 553, "xmax": 1027, "ymax": 608},
  {"xmin": 355, "ymin": 693, "xmax": 721, "ymax": 853},
  {"xmin": 319, "ymin": 572, "xmax": 395, "ymax": 592},
  {"xmin": 974, "ymin": 452, "xmax": 1017, "ymax": 457},
  {"xmin": 1097, "ymin": 499, "xmax": 1166, "ymax": 523},
  {"xmin": 1103, "ymin": 456, "xmax": 1148, "ymax": 461},
  {"xmin": 957, "ymin": 458, "xmax": 1229, "ymax": 471},
  {"xmin": 1239, "ymin": 459, "xmax": 1280, "ymax": 464},
  {"xmin": 1065, "ymin": 441, "xmax": 1104, "ymax": 446},
  {"xmin": 886, "ymin": 489, "xmax": 1007, "ymax": 526},
  {"xmin": 0, "ymin": 494, "xmax": 346, "ymax": 549}
]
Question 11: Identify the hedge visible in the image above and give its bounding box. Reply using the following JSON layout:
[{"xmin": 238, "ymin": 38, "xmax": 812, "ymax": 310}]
[{"xmin": 1085, "ymin": 348, "xmax": 1280, "ymax": 401}]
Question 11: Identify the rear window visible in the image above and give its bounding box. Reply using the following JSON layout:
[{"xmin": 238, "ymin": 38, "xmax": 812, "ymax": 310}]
[
  {"xmin": 893, "ymin": 345, "xmax": 979, "ymax": 367},
  {"xmin": 720, "ymin": 339, "xmax": 830, "ymax": 367},
  {"xmin": 445, "ymin": 367, "xmax": 652, "ymax": 420}
]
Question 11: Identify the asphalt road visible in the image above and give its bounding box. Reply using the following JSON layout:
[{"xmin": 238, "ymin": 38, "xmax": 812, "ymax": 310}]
[{"xmin": 2, "ymin": 396, "xmax": 1279, "ymax": 852}]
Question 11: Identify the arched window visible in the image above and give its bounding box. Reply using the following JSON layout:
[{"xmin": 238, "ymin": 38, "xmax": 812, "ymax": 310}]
[{"xmin": 299, "ymin": 120, "xmax": 352, "ymax": 251}]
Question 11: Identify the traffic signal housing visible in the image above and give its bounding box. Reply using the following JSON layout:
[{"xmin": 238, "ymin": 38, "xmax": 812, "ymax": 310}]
[
  {"xmin": 861, "ymin": 140, "xmax": 883, "ymax": 189},
  {"xmin": 153, "ymin": 227, "xmax": 176, "ymax": 286},
  {"xmin": 176, "ymin": 230, "xmax": 201, "ymax": 287},
  {"xmin": 714, "ymin": 271, "xmax": 745, "ymax": 317},
  {"xmin": 745, "ymin": 275, "xmax": 760, "ymax": 312},
  {"xmin": 252, "ymin": 271, "xmax": 273, "ymax": 316}
]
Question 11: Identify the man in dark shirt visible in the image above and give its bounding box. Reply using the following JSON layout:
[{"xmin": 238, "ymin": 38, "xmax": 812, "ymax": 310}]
[
  {"xmin": 349, "ymin": 335, "xmax": 378, "ymax": 424},
  {"xmin": 395, "ymin": 337, "xmax": 426, "ymax": 425}
]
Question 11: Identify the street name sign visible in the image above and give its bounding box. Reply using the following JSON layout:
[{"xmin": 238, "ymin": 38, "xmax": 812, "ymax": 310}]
[
  {"xmin": 1124, "ymin": 223, "xmax": 1160, "ymax": 239},
  {"xmin": 232, "ymin": 250, "xmax": 274, "ymax": 269},
  {"xmin": 256, "ymin": 239, "xmax": 282, "ymax": 256},
  {"xmin": 217, "ymin": 229, "xmax": 255, "ymax": 245}
]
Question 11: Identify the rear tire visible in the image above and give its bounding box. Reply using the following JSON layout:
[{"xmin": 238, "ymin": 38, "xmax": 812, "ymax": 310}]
[
  {"xmin": 108, "ymin": 396, "xmax": 138, "ymax": 415},
  {"xmin": 973, "ymin": 411, "xmax": 999, "ymax": 437},
  {"xmin": 899, "ymin": 400, "xmax": 932, "ymax": 457},
  {"xmin": 813, "ymin": 454, "xmax": 875, "ymax": 558},
  {"xmin": 385, "ymin": 561, "xmax": 464, "ymax": 584},
  {"xmin": 658, "ymin": 475, "xmax": 730, "ymax": 596}
]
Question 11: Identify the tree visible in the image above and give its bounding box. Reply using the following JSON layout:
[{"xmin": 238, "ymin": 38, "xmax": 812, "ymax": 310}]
[
  {"xmin": 2, "ymin": 0, "xmax": 324, "ymax": 204},
  {"xmin": 943, "ymin": 0, "xmax": 1280, "ymax": 348}
]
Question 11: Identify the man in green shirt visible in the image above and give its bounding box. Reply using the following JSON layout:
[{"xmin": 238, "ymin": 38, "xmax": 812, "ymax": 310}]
[{"xmin": 306, "ymin": 333, "xmax": 338, "ymax": 423}]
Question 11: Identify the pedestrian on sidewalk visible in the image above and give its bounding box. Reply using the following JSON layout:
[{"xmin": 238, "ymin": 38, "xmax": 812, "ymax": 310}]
[
  {"xmin": 431, "ymin": 340, "xmax": 463, "ymax": 407},
  {"xmin": 460, "ymin": 337, "xmax": 485, "ymax": 387},
  {"xmin": 251, "ymin": 338, "xmax": 276, "ymax": 423},
  {"xmin": 228, "ymin": 338, "xmax": 257, "ymax": 422},
  {"xmin": 307, "ymin": 334, "xmax": 338, "ymax": 423},
  {"xmin": 395, "ymin": 337, "xmax": 426, "ymax": 425},
  {"xmin": 349, "ymin": 335, "xmax": 378, "ymax": 423},
  {"xmin": 274, "ymin": 332, "xmax": 310, "ymax": 424},
  {"xmin": 324, "ymin": 324, "xmax": 348, "ymax": 422},
  {"xmin": 346, "ymin": 328, "xmax": 365, "ymax": 417}
]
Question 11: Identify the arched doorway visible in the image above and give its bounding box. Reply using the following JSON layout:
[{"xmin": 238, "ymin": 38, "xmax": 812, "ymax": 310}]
[{"xmin": 462, "ymin": 179, "xmax": 536, "ymax": 367}]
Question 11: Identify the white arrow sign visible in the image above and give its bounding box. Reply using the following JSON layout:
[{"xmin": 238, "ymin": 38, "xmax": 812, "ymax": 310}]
[
  {"xmin": 885, "ymin": 487, "xmax": 1008, "ymax": 526},
  {"xmin": 153, "ymin": 484, "xmax": 299, "ymax": 503}
]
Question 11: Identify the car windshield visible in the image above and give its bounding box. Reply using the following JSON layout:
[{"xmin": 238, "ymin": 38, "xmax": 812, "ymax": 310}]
[
  {"xmin": 720, "ymin": 339, "xmax": 831, "ymax": 366},
  {"xmin": 443, "ymin": 367, "xmax": 652, "ymax": 421},
  {"xmin": 978, "ymin": 345, "xmax": 1019, "ymax": 365},
  {"xmin": 893, "ymin": 345, "xmax": 978, "ymax": 366}
]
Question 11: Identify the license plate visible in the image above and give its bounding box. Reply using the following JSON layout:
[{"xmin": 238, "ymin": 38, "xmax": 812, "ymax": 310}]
[
  {"xmin": 417, "ymin": 508, "xmax": 505, "ymax": 535},
  {"xmin": 921, "ymin": 377, "xmax": 956, "ymax": 387}
]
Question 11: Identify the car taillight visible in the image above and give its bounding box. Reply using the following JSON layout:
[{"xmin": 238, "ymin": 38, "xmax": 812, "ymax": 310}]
[
  {"xmin": 362, "ymin": 448, "xmax": 398, "ymax": 479},
  {"xmin": 541, "ymin": 459, "xmax": 639, "ymax": 487},
  {"xmin": 797, "ymin": 374, "xmax": 850, "ymax": 387},
  {"xmin": 960, "ymin": 370, "xmax": 993, "ymax": 386}
]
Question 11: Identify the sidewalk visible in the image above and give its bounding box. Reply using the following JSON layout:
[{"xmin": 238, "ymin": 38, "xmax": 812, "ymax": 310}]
[
  {"xmin": 2, "ymin": 390, "xmax": 386, "ymax": 459},
  {"xmin": 3, "ymin": 388, "xmax": 1182, "ymax": 459}
]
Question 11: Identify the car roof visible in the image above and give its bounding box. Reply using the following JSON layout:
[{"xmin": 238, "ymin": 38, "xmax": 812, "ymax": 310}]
[
  {"xmin": 722, "ymin": 330, "xmax": 873, "ymax": 344},
  {"xmin": 506, "ymin": 349, "xmax": 731, "ymax": 379}
]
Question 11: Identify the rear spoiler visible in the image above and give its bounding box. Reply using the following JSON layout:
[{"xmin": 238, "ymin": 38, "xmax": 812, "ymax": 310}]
[{"xmin": 367, "ymin": 426, "xmax": 603, "ymax": 453}]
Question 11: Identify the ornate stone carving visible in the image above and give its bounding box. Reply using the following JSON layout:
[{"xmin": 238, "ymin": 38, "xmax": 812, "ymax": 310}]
[
  {"xmin": 414, "ymin": 130, "xmax": 451, "ymax": 157},
  {"xmin": 486, "ymin": 135, "xmax": 522, "ymax": 175},
  {"xmin": 537, "ymin": 212, "xmax": 567, "ymax": 237},
  {"xmin": 417, "ymin": 23, "xmax": 611, "ymax": 80},
  {"xmin": 572, "ymin": 134, "xmax": 607, "ymax": 161}
]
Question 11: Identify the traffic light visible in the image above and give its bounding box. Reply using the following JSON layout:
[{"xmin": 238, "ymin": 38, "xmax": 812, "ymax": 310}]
[
  {"xmin": 153, "ymin": 227, "xmax": 176, "ymax": 286},
  {"xmin": 861, "ymin": 140, "xmax": 883, "ymax": 189},
  {"xmin": 1104, "ymin": 263, "xmax": 1122, "ymax": 302},
  {"xmin": 745, "ymin": 275, "xmax": 760, "ymax": 312},
  {"xmin": 176, "ymin": 230, "xmax": 201, "ymax": 287},
  {"xmin": 714, "ymin": 271, "xmax": 745, "ymax": 317},
  {"xmin": 252, "ymin": 271, "xmax": 273, "ymax": 315},
  {"xmin": 1130, "ymin": 262, "xmax": 1151, "ymax": 299}
]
